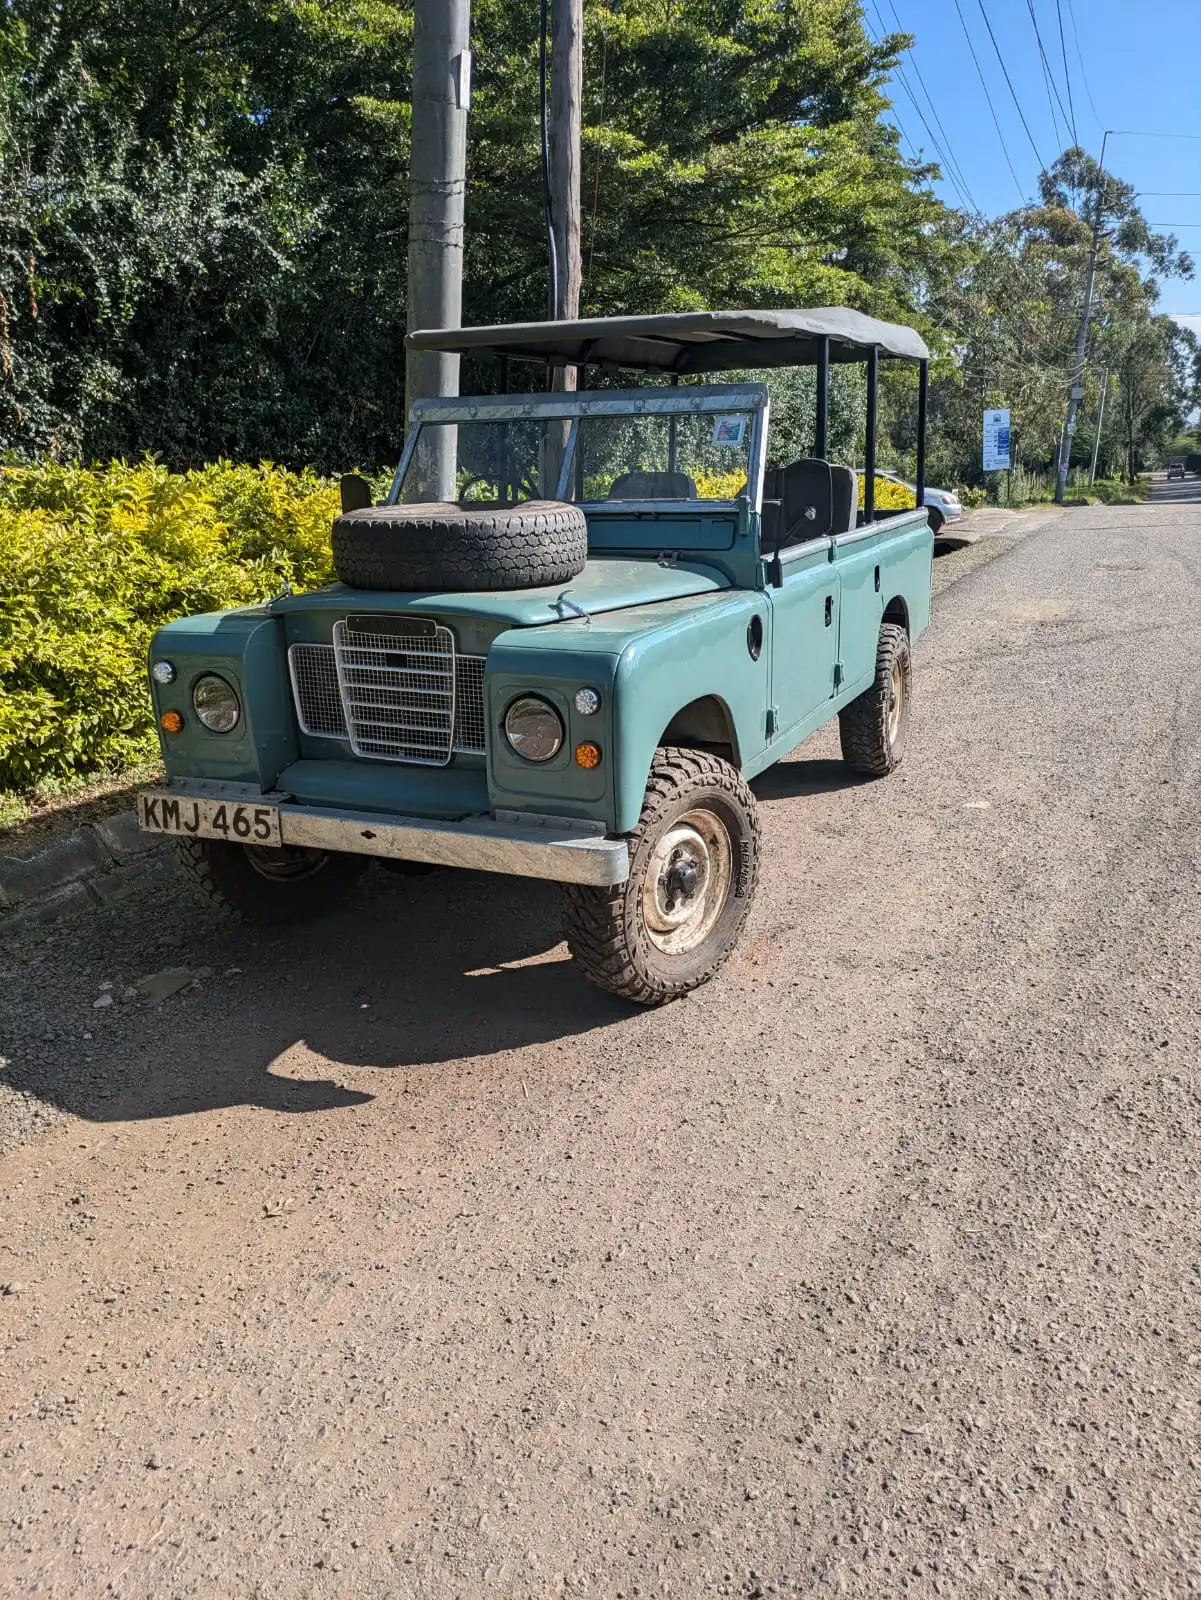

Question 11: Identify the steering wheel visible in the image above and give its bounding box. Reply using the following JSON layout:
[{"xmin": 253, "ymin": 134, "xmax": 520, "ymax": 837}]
[{"xmin": 458, "ymin": 472, "xmax": 541, "ymax": 506}]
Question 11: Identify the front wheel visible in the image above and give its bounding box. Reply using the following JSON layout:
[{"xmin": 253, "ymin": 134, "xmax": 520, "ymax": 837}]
[
  {"xmin": 839, "ymin": 622, "xmax": 911, "ymax": 778},
  {"xmin": 927, "ymin": 507, "xmax": 945, "ymax": 536},
  {"xmin": 561, "ymin": 748, "xmax": 761, "ymax": 1006},
  {"xmin": 176, "ymin": 838, "xmax": 369, "ymax": 924}
]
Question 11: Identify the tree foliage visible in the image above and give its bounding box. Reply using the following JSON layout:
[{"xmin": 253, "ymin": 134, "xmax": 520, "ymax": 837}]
[{"xmin": 0, "ymin": 6, "xmax": 1193, "ymax": 487}]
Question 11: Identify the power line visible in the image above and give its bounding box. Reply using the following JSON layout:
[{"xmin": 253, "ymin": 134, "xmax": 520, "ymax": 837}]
[
  {"xmin": 951, "ymin": 0, "xmax": 1025, "ymax": 203},
  {"xmin": 880, "ymin": 0, "xmax": 980, "ymax": 210},
  {"xmin": 974, "ymin": 0, "xmax": 1047, "ymax": 172},
  {"xmin": 865, "ymin": 3, "xmax": 979, "ymax": 214},
  {"xmin": 1108, "ymin": 129, "xmax": 1201, "ymax": 141},
  {"xmin": 1053, "ymin": 0, "xmax": 1078, "ymax": 146},
  {"xmin": 1024, "ymin": 0, "xmax": 1071, "ymax": 148},
  {"xmin": 1064, "ymin": 0, "xmax": 1102, "ymax": 130}
]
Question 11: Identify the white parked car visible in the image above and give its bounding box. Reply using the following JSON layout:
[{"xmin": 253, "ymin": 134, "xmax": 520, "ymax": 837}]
[{"xmin": 878, "ymin": 469, "xmax": 963, "ymax": 535}]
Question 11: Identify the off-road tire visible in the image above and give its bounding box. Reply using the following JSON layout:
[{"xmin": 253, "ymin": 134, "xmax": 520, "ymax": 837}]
[
  {"xmin": 331, "ymin": 501, "xmax": 588, "ymax": 592},
  {"xmin": 839, "ymin": 622, "xmax": 911, "ymax": 777},
  {"xmin": 561, "ymin": 747, "xmax": 761, "ymax": 1007},
  {"xmin": 176, "ymin": 838, "xmax": 369, "ymax": 924}
]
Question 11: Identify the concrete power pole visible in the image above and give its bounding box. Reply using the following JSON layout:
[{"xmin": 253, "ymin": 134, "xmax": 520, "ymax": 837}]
[
  {"xmin": 1055, "ymin": 132, "xmax": 1109, "ymax": 505},
  {"xmin": 406, "ymin": 0, "xmax": 471, "ymax": 495},
  {"xmin": 550, "ymin": 0, "xmax": 583, "ymax": 388}
]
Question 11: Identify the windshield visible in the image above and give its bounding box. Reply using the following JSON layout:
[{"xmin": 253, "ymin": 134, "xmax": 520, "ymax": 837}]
[{"xmin": 396, "ymin": 409, "xmax": 756, "ymax": 507}]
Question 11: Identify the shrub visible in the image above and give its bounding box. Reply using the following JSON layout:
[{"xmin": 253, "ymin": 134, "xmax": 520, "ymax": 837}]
[
  {"xmin": 857, "ymin": 475, "xmax": 916, "ymax": 511},
  {"xmin": 0, "ymin": 461, "xmax": 338, "ymax": 790}
]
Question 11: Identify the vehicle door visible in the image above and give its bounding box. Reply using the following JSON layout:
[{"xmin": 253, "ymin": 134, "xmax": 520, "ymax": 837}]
[
  {"xmin": 831, "ymin": 522, "xmax": 888, "ymax": 699},
  {"xmin": 766, "ymin": 535, "xmax": 840, "ymax": 740}
]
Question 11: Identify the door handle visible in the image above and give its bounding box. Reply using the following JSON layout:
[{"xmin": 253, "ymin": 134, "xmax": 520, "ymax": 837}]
[{"xmin": 825, "ymin": 594, "xmax": 833, "ymax": 626}]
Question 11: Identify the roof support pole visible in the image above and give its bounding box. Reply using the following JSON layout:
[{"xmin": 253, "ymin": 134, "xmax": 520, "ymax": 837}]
[
  {"xmin": 915, "ymin": 358, "xmax": 928, "ymax": 509},
  {"xmin": 815, "ymin": 336, "xmax": 830, "ymax": 459},
  {"xmin": 550, "ymin": 0, "xmax": 583, "ymax": 391},
  {"xmin": 864, "ymin": 345, "xmax": 878, "ymax": 525}
]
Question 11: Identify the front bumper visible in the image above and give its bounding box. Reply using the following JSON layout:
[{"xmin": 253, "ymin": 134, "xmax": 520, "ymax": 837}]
[{"xmin": 138, "ymin": 787, "xmax": 629, "ymax": 887}]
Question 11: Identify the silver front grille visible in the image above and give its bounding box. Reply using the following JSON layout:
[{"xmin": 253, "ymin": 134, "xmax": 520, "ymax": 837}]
[
  {"xmin": 453, "ymin": 654, "xmax": 486, "ymax": 755},
  {"xmin": 288, "ymin": 630, "xmax": 488, "ymax": 762},
  {"xmin": 288, "ymin": 644, "xmax": 348, "ymax": 739}
]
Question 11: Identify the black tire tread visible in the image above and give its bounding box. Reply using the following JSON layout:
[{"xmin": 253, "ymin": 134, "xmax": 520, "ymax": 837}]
[
  {"xmin": 331, "ymin": 500, "xmax": 587, "ymax": 592},
  {"xmin": 562, "ymin": 747, "xmax": 761, "ymax": 1006},
  {"xmin": 838, "ymin": 622, "xmax": 910, "ymax": 778},
  {"xmin": 175, "ymin": 838, "xmax": 368, "ymax": 924}
]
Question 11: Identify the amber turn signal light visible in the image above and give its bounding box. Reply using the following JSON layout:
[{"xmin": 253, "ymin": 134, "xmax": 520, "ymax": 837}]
[
  {"xmin": 160, "ymin": 710, "xmax": 184, "ymax": 734},
  {"xmin": 574, "ymin": 741, "xmax": 602, "ymax": 769}
]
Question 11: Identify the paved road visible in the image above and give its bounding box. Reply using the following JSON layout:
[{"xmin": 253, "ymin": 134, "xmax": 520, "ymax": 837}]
[{"xmin": 2, "ymin": 494, "xmax": 1200, "ymax": 1598}]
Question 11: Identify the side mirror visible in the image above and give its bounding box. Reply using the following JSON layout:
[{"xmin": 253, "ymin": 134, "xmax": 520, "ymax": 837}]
[
  {"xmin": 760, "ymin": 499, "xmax": 785, "ymax": 588},
  {"xmin": 339, "ymin": 474, "xmax": 372, "ymax": 514}
]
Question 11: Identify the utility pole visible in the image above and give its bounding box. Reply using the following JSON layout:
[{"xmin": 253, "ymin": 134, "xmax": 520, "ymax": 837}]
[
  {"xmin": 550, "ymin": 0, "xmax": 583, "ymax": 384},
  {"xmin": 1055, "ymin": 131, "xmax": 1109, "ymax": 505},
  {"xmin": 406, "ymin": 0, "xmax": 471, "ymax": 496},
  {"xmin": 1088, "ymin": 368, "xmax": 1110, "ymax": 483}
]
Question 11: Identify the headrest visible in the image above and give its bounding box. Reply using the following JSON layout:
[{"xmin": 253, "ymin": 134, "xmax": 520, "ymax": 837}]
[
  {"xmin": 607, "ymin": 470, "xmax": 698, "ymax": 501},
  {"xmin": 830, "ymin": 464, "xmax": 858, "ymax": 534},
  {"xmin": 779, "ymin": 458, "xmax": 833, "ymax": 540}
]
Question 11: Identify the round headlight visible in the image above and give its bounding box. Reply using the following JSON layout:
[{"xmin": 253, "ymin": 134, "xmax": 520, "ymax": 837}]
[
  {"xmin": 151, "ymin": 660, "xmax": 176, "ymax": 685},
  {"xmin": 504, "ymin": 696, "xmax": 564, "ymax": 762},
  {"xmin": 573, "ymin": 687, "xmax": 601, "ymax": 716},
  {"xmin": 192, "ymin": 674, "xmax": 241, "ymax": 733}
]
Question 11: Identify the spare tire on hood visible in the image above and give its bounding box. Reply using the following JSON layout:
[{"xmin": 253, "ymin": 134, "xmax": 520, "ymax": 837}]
[{"xmin": 331, "ymin": 500, "xmax": 588, "ymax": 593}]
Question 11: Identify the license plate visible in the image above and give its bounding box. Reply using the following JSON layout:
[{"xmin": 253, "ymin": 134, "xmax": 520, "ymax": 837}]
[{"xmin": 137, "ymin": 790, "xmax": 281, "ymax": 847}]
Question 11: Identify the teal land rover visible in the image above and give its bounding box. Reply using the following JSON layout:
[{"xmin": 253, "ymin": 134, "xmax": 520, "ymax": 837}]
[{"xmin": 138, "ymin": 308, "xmax": 934, "ymax": 1004}]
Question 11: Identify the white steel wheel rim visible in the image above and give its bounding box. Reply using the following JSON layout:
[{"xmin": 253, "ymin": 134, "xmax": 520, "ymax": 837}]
[
  {"xmin": 641, "ymin": 808, "xmax": 734, "ymax": 957},
  {"xmin": 887, "ymin": 658, "xmax": 905, "ymax": 745}
]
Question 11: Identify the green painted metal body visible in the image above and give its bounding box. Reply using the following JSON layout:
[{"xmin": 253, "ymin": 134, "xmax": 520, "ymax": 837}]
[{"xmin": 148, "ymin": 390, "xmax": 933, "ymax": 853}]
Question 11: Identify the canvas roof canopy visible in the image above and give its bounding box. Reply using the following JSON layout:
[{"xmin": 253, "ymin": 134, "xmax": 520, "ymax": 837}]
[{"xmin": 405, "ymin": 307, "xmax": 930, "ymax": 375}]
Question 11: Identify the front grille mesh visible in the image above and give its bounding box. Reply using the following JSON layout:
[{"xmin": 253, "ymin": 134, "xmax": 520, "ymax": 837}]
[
  {"xmin": 287, "ymin": 628, "xmax": 487, "ymax": 763},
  {"xmin": 288, "ymin": 644, "xmax": 347, "ymax": 739}
]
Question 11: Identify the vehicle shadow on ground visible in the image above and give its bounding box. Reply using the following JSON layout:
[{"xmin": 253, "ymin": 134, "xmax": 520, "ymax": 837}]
[
  {"xmin": 752, "ymin": 756, "xmax": 862, "ymax": 802},
  {"xmin": 0, "ymin": 868, "xmax": 631, "ymax": 1132}
]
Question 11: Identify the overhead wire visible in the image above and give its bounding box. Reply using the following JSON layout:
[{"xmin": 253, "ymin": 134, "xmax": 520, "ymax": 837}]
[
  {"xmin": 950, "ymin": 0, "xmax": 1025, "ymax": 204},
  {"xmin": 1023, "ymin": 0, "xmax": 1071, "ymax": 150},
  {"xmin": 864, "ymin": 2, "xmax": 980, "ymax": 214},
  {"xmin": 974, "ymin": 0, "xmax": 1047, "ymax": 172},
  {"xmin": 1053, "ymin": 0, "xmax": 1078, "ymax": 146},
  {"xmin": 880, "ymin": 0, "xmax": 980, "ymax": 210},
  {"xmin": 1065, "ymin": 0, "xmax": 1103, "ymax": 129}
]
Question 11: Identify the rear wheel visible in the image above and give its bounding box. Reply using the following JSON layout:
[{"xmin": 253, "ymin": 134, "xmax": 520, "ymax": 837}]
[
  {"xmin": 176, "ymin": 838, "xmax": 369, "ymax": 924},
  {"xmin": 839, "ymin": 622, "xmax": 911, "ymax": 777},
  {"xmin": 562, "ymin": 748, "xmax": 760, "ymax": 1006}
]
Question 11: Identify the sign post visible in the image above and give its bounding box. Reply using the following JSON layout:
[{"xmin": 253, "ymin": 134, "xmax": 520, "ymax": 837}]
[{"xmin": 983, "ymin": 408, "xmax": 1012, "ymax": 502}]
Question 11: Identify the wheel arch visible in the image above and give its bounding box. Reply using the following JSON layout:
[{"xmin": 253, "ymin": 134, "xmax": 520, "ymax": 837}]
[
  {"xmin": 882, "ymin": 595, "xmax": 910, "ymax": 636},
  {"xmin": 659, "ymin": 693, "xmax": 742, "ymax": 767}
]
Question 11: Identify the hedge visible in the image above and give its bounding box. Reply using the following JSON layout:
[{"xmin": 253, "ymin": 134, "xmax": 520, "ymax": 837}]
[{"xmin": 0, "ymin": 462, "xmax": 338, "ymax": 791}]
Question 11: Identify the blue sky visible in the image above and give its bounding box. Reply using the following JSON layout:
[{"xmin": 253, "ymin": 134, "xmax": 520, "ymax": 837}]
[{"xmin": 866, "ymin": 0, "xmax": 1201, "ymax": 336}]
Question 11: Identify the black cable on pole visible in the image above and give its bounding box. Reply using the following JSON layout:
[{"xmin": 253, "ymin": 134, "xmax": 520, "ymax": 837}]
[
  {"xmin": 952, "ymin": 0, "xmax": 1025, "ymax": 202},
  {"xmin": 1054, "ymin": 0, "xmax": 1078, "ymax": 146},
  {"xmin": 539, "ymin": 0, "xmax": 558, "ymax": 319},
  {"xmin": 974, "ymin": 0, "xmax": 1047, "ymax": 172}
]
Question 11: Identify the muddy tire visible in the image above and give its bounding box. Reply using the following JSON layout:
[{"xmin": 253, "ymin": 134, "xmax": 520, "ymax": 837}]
[
  {"xmin": 561, "ymin": 748, "xmax": 760, "ymax": 1006},
  {"xmin": 839, "ymin": 621, "xmax": 911, "ymax": 777},
  {"xmin": 331, "ymin": 500, "xmax": 588, "ymax": 592},
  {"xmin": 176, "ymin": 838, "xmax": 369, "ymax": 924}
]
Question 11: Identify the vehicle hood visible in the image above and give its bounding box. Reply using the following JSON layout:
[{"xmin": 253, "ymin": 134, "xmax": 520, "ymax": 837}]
[{"xmin": 269, "ymin": 556, "xmax": 730, "ymax": 628}]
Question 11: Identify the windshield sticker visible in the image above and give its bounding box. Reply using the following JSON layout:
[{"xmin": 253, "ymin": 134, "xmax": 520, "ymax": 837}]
[{"xmin": 711, "ymin": 415, "xmax": 747, "ymax": 447}]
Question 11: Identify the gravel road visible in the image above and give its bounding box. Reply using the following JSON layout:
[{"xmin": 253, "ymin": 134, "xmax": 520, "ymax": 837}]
[{"xmin": 2, "ymin": 492, "xmax": 1199, "ymax": 1598}]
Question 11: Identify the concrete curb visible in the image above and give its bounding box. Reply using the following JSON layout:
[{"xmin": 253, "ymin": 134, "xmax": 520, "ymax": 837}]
[{"xmin": 0, "ymin": 811, "xmax": 170, "ymax": 931}]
